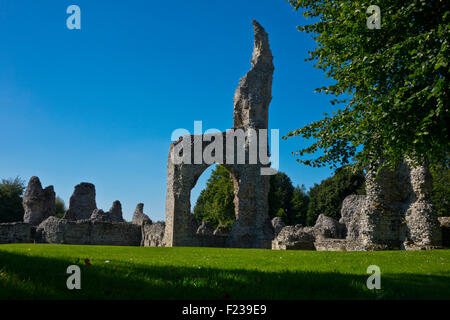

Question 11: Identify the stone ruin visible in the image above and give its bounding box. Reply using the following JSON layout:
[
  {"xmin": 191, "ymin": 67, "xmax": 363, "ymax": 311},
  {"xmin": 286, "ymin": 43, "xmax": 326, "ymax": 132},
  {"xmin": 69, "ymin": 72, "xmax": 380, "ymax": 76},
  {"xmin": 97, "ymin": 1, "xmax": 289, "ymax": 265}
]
[
  {"xmin": 163, "ymin": 20, "xmax": 275, "ymax": 249},
  {"xmin": 358, "ymin": 160, "xmax": 442, "ymax": 250},
  {"xmin": 132, "ymin": 203, "xmax": 152, "ymax": 226},
  {"xmin": 23, "ymin": 176, "xmax": 55, "ymax": 226},
  {"xmin": 0, "ymin": 176, "xmax": 145, "ymax": 246},
  {"xmin": 0, "ymin": 23, "xmax": 447, "ymax": 251},
  {"xmin": 272, "ymin": 160, "xmax": 444, "ymax": 251},
  {"xmin": 63, "ymin": 182, "xmax": 97, "ymax": 220}
]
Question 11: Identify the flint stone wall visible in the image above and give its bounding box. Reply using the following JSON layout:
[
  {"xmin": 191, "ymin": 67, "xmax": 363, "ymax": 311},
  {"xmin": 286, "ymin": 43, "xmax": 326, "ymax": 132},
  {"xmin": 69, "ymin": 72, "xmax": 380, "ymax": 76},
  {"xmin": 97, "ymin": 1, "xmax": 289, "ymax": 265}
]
[
  {"xmin": 339, "ymin": 195, "xmax": 367, "ymax": 240},
  {"xmin": 36, "ymin": 217, "xmax": 141, "ymax": 246},
  {"xmin": 359, "ymin": 161, "xmax": 441, "ymax": 250},
  {"xmin": 142, "ymin": 221, "xmax": 166, "ymax": 247},
  {"xmin": 0, "ymin": 222, "xmax": 32, "ymax": 244},
  {"xmin": 314, "ymin": 239, "xmax": 365, "ymax": 251},
  {"xmin": 163, "ymin": 21, "xmax": 274, "ymax": 249},
  {"xmin": 272, "ymin": 225, "xmax": 315, "ymax": 250},
  {"xmin": 271, "ymin": 217, "xmax": 285, "ymax": 236},
  {"xmin": 23, "ymin": 176, "xmax": 55, "ymax": 226},
  {"xmin": 314, "ymin": 214, "xmax": 345, "ymax": 239},
  {"xmin": 63, "ymin": 183, "xmax": 97, "ymax": 221},
  {"xmin": 132, "ymin": 203, "xmax": 152, "ymax": 226}
]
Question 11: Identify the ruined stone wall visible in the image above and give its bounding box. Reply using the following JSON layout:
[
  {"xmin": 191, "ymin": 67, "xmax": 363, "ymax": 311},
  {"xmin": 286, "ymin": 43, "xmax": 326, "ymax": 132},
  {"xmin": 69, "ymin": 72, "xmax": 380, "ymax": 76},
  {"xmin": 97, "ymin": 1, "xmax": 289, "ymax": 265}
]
[
  {"xmin": 63, "ymin": 183, "xmax": 97, "ymax": 220},
  {"xmin": 36, "ymin": 217, "xmax": 141, "ymax": 246},
  {"xmin": 339, "ymin": 195, "xmax": 366, "ymax": 240},
  {"xmin": 142, "ymin": 221, "xmax": 165, "ymax": 247},
  {"xmin": 359, "ymin": 161, "xmax": 441, "ymax": 250},
  {"xmin": 163, "ymin": 20, "xmax": 274, "ymax": 249},
  {"xmin": 23, "ymin": 176, "xmax": 55, "ymax": 226},
  {"xmin": 0, "ymin": 222, "xmax": 32, "ymax": 244}
]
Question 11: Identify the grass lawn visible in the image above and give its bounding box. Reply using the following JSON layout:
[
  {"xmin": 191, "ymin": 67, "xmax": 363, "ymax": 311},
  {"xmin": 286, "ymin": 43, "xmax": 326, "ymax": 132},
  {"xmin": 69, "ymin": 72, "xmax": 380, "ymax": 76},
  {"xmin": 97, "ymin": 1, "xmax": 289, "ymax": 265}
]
[{"xmin": 0, "ymin": 244, "xmax": 449, "ymax": 299}]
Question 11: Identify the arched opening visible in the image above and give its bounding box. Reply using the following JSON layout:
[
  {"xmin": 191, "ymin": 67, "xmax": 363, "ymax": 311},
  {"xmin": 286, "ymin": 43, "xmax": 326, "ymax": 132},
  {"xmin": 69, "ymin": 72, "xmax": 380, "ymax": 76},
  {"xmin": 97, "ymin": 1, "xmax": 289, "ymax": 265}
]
[{"xmin": 189, "ymin": 163, "xmax": 237, "ymax": 236}]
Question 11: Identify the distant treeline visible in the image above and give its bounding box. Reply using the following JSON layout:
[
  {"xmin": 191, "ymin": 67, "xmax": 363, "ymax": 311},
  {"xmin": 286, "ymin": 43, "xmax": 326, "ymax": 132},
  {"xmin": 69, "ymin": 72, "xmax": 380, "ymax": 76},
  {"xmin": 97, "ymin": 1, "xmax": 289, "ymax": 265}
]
[{"xmin": 193, "ymin": 164, "xmax": 449, "ymax": 229}]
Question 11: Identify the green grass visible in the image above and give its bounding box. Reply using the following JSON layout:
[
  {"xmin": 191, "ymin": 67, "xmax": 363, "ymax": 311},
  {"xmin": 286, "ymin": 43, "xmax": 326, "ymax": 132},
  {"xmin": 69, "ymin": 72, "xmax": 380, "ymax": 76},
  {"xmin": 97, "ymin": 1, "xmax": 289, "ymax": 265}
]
[{"xmin": 0, "ymin": 244, "xmax": 449, "ymax": 299}]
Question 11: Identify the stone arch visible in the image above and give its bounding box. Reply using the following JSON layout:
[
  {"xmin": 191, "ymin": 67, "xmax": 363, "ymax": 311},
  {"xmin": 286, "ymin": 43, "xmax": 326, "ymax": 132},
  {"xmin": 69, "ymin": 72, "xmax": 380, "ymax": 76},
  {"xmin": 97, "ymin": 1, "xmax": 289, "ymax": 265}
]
[
  {"xmin": 190, "ymin": 162, "xmax": 239, "ymax": 224},
  {"xmin": 163, "ymin": 21, "xmax": 275, "ymax": 249},
  {"xmin": 163, "ymin": 131, "xmax": 273, "ymax": 248}
]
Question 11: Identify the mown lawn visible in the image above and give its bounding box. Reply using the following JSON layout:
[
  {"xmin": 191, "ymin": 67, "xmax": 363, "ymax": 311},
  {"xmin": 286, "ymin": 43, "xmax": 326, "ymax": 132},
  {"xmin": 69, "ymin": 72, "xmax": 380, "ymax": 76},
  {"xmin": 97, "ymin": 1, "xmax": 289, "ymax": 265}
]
[{"xmin": 0, "ymin": 244, "xmax": 449, "ymax": 299}]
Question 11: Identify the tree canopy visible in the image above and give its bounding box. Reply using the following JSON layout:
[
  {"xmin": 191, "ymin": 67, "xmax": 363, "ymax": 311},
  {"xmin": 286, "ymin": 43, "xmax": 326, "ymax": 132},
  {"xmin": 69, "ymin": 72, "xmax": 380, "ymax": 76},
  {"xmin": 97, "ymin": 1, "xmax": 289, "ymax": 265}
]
[
  {"xmin": 55, "ymin": 196, "xmax": 67, "ymax": 218},
  {"xmin": 193, "ymin": 166, "xmax": 310, "ymax": 227},
  {"xmin": 268, "ymin": 172, "xmax": 294, "ymax": 221},
  {"xmin": 284, "ymin": 0, "xmax": 449, "ymax": 170},
  {"xmin": 0, "ymin": 177, "xmax": 25, "ymax": 223},
  {"xmin": 305, "ymin": 165, "xmax": 365, "ymax": 225},
  {"xmin": 193, "ymin": 165, "xmax": 235, "ymax": 229},
  {"xmin": 430, "ymin": 164, "xmax": 450, "ymax": 217}
]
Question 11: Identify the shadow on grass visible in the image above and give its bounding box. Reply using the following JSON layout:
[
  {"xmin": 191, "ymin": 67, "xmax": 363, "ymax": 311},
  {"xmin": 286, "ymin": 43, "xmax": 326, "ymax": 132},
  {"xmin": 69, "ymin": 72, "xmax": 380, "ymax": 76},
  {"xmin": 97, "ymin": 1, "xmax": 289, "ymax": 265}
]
[{"xmin": 0, "ymin": 250, "xmax": 449, "ymax": 300}]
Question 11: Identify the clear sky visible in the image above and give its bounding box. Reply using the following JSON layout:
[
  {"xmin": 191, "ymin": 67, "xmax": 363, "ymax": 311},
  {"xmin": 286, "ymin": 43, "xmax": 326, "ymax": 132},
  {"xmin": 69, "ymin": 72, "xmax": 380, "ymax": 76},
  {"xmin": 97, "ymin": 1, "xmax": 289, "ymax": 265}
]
[{"xmin": 0, "ymin": 0, "xmax": 337, "ymax": 222}]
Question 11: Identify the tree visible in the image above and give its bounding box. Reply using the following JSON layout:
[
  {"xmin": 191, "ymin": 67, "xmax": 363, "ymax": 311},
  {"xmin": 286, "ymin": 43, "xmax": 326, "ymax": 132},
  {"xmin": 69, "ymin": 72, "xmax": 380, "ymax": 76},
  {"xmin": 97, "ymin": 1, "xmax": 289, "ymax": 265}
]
[
  {"xmin": 290, "ymin": 185, "xmax": 310, "ymax": 225},
  {"xmin": 193, "ymin": 165, "xmax": 235, "ymax": 229},
  {"xmin": 0, "ymin": 177, "xmax": 25, "ymax": 223},
  {"xmin": 284, "ymin": 0, "xmax": 449, "ymax": 171},
  {"xmin": 305, "ymin": 165, "xmax": 365, "ymax": 225},
  {"xmin": 268, "ymin": 172, "xmax": 295, "ymax": 222},
  {"xmin": 430, "ymin": 164, "xmax": 450, "ymax": 217},
  {"xmin": 55, "ymin": 196, "xmax": 67, "ymax": 218},
  {"xmin": 194, "ymin": 167, "xmax": 305, "ymax": 227}
]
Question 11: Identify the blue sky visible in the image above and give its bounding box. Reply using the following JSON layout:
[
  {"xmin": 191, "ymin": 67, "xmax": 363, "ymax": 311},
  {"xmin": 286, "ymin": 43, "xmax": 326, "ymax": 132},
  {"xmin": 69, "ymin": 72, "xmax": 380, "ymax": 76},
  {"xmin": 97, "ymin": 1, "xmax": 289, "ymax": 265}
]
[{"xmin": 0, "ymin": 0, "xmax": 337, "ymax": 222}]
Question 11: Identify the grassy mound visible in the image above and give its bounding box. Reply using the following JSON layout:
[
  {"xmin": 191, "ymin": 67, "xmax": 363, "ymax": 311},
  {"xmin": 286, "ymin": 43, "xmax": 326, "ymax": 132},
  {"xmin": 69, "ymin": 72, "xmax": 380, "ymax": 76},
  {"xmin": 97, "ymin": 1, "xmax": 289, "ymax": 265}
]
[{"xmin": 0, "ymin": 244, "xmax": 449, "ymax": 299}]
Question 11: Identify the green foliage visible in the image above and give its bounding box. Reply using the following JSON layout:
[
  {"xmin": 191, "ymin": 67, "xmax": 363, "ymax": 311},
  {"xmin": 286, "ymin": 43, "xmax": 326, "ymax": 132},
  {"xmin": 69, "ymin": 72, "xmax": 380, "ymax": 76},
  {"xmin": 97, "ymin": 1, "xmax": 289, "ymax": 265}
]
[
  {"xmin": 285, "ymin": 0, "xmax": 449, "ymax": 170},
  {"xmin": 276, "ymin": 208, "xmax": 287, "ymax": 220},
  {"xmin": 430, "ymin": 163, "xmax": 450, "ymax": 217},
  {"xmin": 194, "ymin": 168, "xmax": 311, "ymax": 227},
  {"xmin": 268, "ymin": 172, "xmax": 294, "ymax": 222},
  {"xmin": 306, "ymin": 165, "xmax": 365, "ymax": 225},
  {"xmin": 0, "ymin": 177, "xmax": 25, "ymax": 223},
  {"xmin": 55, "ymin": 196, "xmax": 66, "ymax": 218},
  {"xmin": 193, "ymin": 165, "xmax": 235, "ymax": 229},
  {"xmin": 290, "ymin": 185, "xmax": 310, "ymax": 225}
]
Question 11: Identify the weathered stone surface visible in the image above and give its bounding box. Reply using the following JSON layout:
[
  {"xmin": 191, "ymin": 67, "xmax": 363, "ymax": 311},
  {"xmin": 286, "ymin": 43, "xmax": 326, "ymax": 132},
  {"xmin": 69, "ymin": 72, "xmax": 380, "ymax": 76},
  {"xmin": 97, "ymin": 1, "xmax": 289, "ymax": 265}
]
[
  {"xmin": 36, "ymin": 217, "xmax": 141, "ymax": 246},
  {"xmin": 404, "ymin": 162, "xmax": 442, "ymax": 249},
  {"xmin": 213, "ymin": 226, "xmax": 230, "ymax": 236},
  {"xmin": 142, "ymin": 221, "xmax": 165, "ymax": 247},
  {"xmin": 108, "ymin": 200, "xmax": 123, "ymax": 222},
  {"xmin": 90, "ymin": 209, "xmax": 111, "ymax": 222},
  {"xmin": 314, "ymin": 214, "xmax": 345, "ymax": 239},
  {"xmin": 233, "ymin": 20, "xmax": 274, "ymax": 130},
  {"xmin": 131, "ymin": 203, "xmax": 152, "ymax": 226},
  {"xmin": 163, "ymin": 21, "xmax": 274, "ymax": 249},
  {"xmin": 0, "ymin": 222, "xmax": 32, "ymax": 244},
  {"xmin": 22, "ymin": 176, "xmax": 55, "ymax": 226},
  {"xmin": 272, "ymin": 225, "xmax": 315, "ymax": 250},
  {"xmin": 359, "ymin": 160, "xmax": 442, "ymax": 250},
  {"xmin": 89, "ymin": 201, "xmax": 123, "ymax": 223},
  {"xmin": 196, "ymin": 221, "xmax": 214, "ymax": 235},
  {"xmin": 271, "ymin": 217, "xmax": 285, "ymax": 236},
  {"xmin": 63, "ymin": 183, "xmax": 97, "ymax": 221},
  {"xmin": 314, "ymin": 239, "xmax": 365, "ymax": 251},
  {"xmin": 438, "ymin": 217, "xmax": 450, "ymax": 227},
  {"xmin": 339, "ymin": 195, "xmax": 366, "ymax": 240}
]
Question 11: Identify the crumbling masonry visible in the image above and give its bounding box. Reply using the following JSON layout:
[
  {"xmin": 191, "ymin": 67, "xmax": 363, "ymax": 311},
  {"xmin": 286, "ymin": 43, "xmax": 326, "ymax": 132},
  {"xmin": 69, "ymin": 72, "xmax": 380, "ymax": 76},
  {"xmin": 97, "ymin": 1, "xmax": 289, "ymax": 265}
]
[{"xmin": 163, "ymin": 21, "xmax": 275, "ymax": 248}]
